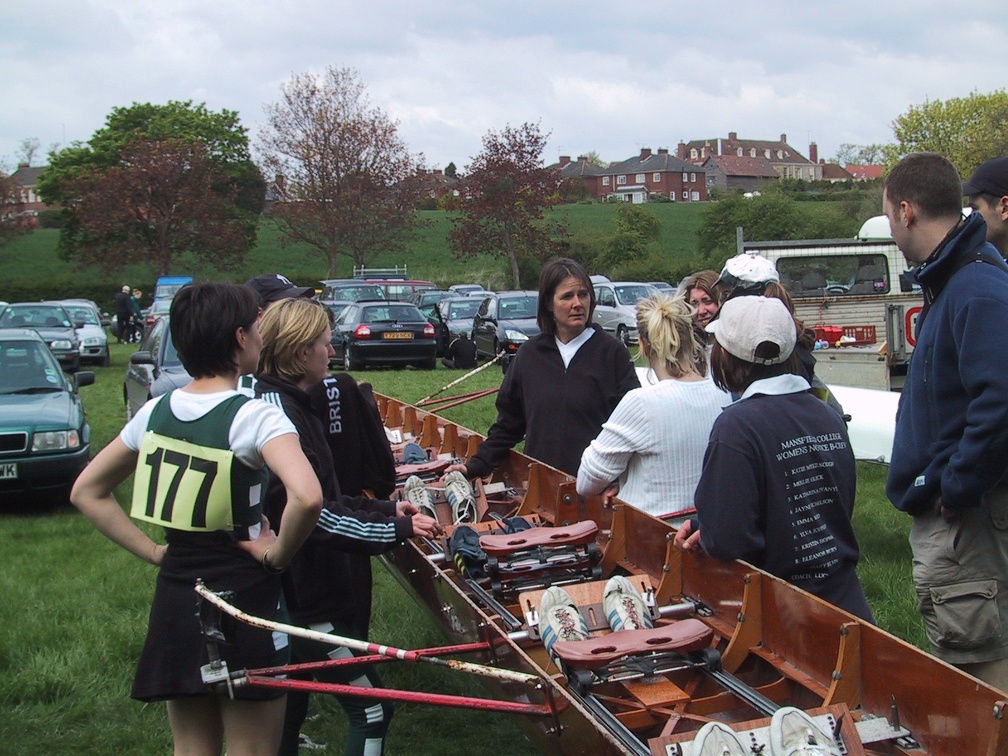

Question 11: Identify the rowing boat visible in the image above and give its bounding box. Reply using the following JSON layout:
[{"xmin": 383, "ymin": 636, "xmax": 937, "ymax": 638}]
[{"xmin": 372, "ymin": 392, "xmax": 1007, "ymax": 756}]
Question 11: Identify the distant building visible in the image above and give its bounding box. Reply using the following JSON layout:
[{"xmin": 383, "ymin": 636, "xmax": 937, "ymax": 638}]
[
  {"xmin": 700, "ymin": 154, "xmax": 779, "ymax": 193},
  {"xmin": 554, "ymin": 148, "xmax": 706, "ymax": 203},
  {"xmin": 818, "ymin": 161, "xmax": 856, "ymax": 183},
  {"xmin": 846, "ymin": 164, "xmax": 884, "ymax": 181},
  {"xmin": 679, "ymin": 133, "xmax": 821, "ymax": 181},
  {"xmin": 8, "ymin": 162, "xmax": 49, "ymax": 215}
]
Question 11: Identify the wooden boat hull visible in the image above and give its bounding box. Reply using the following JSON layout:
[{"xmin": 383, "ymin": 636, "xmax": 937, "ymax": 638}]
[{"xmin": 375, "ymin": 395, "xmax": 1008, "ymax": 756}]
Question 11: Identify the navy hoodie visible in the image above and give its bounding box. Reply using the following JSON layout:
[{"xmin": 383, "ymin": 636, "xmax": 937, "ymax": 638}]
[{"xmin": 887, "ymin": 213, "xmax": 1008, "ymax": 514}]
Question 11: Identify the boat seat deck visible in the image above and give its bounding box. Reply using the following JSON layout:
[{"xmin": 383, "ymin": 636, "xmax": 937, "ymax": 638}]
[
  {"xmin": 479, "ymin": 521, "xmax": 598, "ymax": 555},
  {"xmin": 551, "ymin": 619, "xmax": 714, "ymax": 669}
]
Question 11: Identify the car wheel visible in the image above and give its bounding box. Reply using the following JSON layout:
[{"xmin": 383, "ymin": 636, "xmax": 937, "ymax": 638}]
[
  {"xmin": 617, "ymin": 325, "xmax": 630, "ymax": 346},
  {"xmin": 344, "ymin": 346, "xmax": 359, "ymax": 371},
  {"xmin": 422, "ymin": 357, "xmax": 437, "ymax": 370},
  {"xmin": 101, "ymin": 351, "xmax": 111, "ymax": 368}
]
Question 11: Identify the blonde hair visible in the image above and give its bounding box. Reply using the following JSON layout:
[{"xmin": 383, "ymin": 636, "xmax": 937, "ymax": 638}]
[
  {"xmin": 636, "ymin": 293, "xmax": 707, "ymax": 378},
  {"xmin": 258, "ymin": 298, "xmax": 332, "ymax": 382}
]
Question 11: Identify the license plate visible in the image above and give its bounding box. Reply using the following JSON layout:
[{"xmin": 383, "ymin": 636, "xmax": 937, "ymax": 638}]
[
  {"xmin": 0, "ymin": 462, "xmax": 17, "ymax": 479},
  {"xmin": 383, "ymin": 332, "xmax": 413, "ymax": 340}
]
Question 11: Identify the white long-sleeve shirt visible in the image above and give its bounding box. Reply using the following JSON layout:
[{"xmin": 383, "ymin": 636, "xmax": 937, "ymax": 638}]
[{"xmin": 577, "ymin": 378, "xmax": 730, "ymax": 516}]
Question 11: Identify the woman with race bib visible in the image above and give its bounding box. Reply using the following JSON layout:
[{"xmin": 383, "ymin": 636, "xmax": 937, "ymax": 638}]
[{"xmin": 71, "ymin": 282, "xmax": 322, "ymax": 755}]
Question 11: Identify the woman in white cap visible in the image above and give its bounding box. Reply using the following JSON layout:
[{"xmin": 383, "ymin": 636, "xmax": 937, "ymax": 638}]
[{"xmin": 674, "ymin": 295, "xmax": 873, "ymax": 622}]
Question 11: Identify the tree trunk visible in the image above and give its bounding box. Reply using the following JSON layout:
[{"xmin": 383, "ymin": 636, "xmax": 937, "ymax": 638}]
[{"xmin": 504, "ymin": 226, "xmax": 520, "ymax": 288}]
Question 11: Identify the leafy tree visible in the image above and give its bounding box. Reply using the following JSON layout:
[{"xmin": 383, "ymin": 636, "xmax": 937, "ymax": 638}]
[
  {"xmin": 449, "ymin": 122, "xmax": 565, "ymax": 288},
  {"xmin": 444, "ymin": 161, "xmax": 457, "ymax": 179},
  {"xmin": 601, "ymin": 204, "xmax": 660, "ymax": 266},
  {"xmin": 257, "ymin": 66, "xmax": 424, "ymax": 278},
  {"xmin": 0, "ymin": 171, "xmax": 33, "ymax": 247},
  {"xmin": 885, "ymin": 89, "xmax": 1008, "ymax": 176},
  {"xmin": 37, "ymin": 101, "xmax": 263, "ymax": 274},
  {"xmin": 582, "ymin": 150, "xmax": 608, "ymax": 167},
  {"xmin": 697, "ymin": 186, "xmax": 860, "ymax": 266}
]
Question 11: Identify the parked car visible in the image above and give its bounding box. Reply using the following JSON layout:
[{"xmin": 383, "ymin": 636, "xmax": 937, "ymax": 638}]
[
  {"xmin": 592, "ymin": 281, "xmax": 657, "ymax": 346},
  {"xmin": 363, "ymin": 278, "xmax": 438, "ymax": 302},
  {"xmin": 331, "ymin": 301, "xmax": 437, "ymax": 370},
  {"xmin": 410, "ymin": 289, "xmax": 456, "ymax": 316},
  {"xmin": 152, "ymin": 275, "xmax": 193, "ymax": 306},
  {"xmin": 123, "ymin": 316, "xmax": 192, "ymax": 419},
  {"xmin": 428, "ymin": 296, "xmax": 481, "ymax": 356},
  {"xmin": 471, "ymin": 290, "xmax": 539, "ymax": 372},
  {"xmin": 0, "ymin": 328, "xmax": 94, "ymax": 504},
  {"xmin": 448, "ymin": 284, "xmax": 491, "ymax": 298},
  {"xmin": 0, "ymin": 302, "xmax": 81, "ymax": 371},
  {"xmin": 319, "ymin": 280, "xmax": 387, "ymax": 308},
  {"xmin": 648, "ymin": 281, "xmax": 677, "ymax": 295},
  {"xmin": 143, "ymin": 298, "xmax": 172, "ymax": 332},
  {"xmin": 53, "ymin": 299, "xmax": 110, "ymax": 367}
]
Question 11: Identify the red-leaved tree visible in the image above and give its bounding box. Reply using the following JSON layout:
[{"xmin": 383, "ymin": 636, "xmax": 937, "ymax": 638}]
[
  {"xmin": 59, "ymin": 138, "xmax": 249, "ymax": 275},
  {"xmin": 449, "ymin": 122, "xmax": 565, "ymax": 288},
  {"xmin": 0, "ymin": 172, "xmax": 33, "ymax": 248}
]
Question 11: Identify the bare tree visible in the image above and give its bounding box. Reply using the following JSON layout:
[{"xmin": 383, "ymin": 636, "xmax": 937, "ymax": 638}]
[
  {"xmin": 449, "ymin": 122, "xmax": 565, "ymax": 288},
  {"xmin": 0, "ymin": 172, "xmax": 32, "ymax": 247},
  {"xmin": 17, "ymin": 137, "xmax": 41, "ymax": 166},
  {"xmin": 257, "ymin": 66, "xmax": 425, "ymax": 278}
]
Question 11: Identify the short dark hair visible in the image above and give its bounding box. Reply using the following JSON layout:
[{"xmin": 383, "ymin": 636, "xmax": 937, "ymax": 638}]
[
  {"xmin": 536, "ymin": 257, "xmax": 596, "ymax": 338},
  {"xmin": 170, "ymin": 282, "xmax": 260, "ymax": 379},
  {"xmin": 884, "ymin": 153, "xmax": 963, "ymax": 220},
  {"xmin": 710, "ymin": 341, "xmax": 801, "ymax": 394}
]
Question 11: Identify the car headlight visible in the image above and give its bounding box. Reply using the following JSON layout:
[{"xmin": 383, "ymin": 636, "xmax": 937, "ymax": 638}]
[
  {"xmin": 504, "ymin": 329, "xmax": 529, "ymax": 342},
  {"xmin": 82, "ymin": 336, "xmax": 103, "ymax": 346},
  {"xmin": 32, "ymin": 430, "xmax": 82, "ymax": 451},
  {"xmin": 50, "ymin": 340, "xmax": 73, "ymax": 350}
]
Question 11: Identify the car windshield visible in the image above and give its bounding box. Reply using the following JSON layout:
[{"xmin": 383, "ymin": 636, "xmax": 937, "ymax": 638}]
[
  {"xmin": 64, "ymin": 306, "xmax": 100, "ymax": 326},
  {"xmin": 446, "ymin": 300, "xmax": 481, "ymax": 319},
  {"xmin": 330, "ymin": 284, "xmax": 385, "ymax": 301},
  {"xmin": 0, "ymin": 305, "xmax": 72, "ymax": 329},
  {"xmin": 614, "ymin": 285, "xmax": 655, "ymax": 304},
  {"xmin": 498, "ymin": 295, "xmax": 537, "ymax": 319},
  {"xmin": 362, "ymin": 304, "xmax": 424, "ymax": 324},
  {"xmin": 0, "ymin": 342, "xmax": 64, "ymax": 393}
]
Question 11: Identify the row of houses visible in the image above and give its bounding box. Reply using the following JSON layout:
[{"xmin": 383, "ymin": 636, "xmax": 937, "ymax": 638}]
[{"xmin": 553, "ymin": 133, "xmax": 883, "ymax": 203}]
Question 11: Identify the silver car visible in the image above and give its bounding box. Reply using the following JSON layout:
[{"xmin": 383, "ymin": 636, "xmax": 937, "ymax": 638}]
[
  {"xmin": 123, "ymin": 316, "xmax": 191, "ymax": 419},
  {"xmin": 592, "ymin": 282, "xmax": 657, "ymax": 346},
  {"xmin": 53, "ymin": 299, "xmax": 110, "ymax": 367}
]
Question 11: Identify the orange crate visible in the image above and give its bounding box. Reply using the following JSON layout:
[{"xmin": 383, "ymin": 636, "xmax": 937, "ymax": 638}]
[{"xmin": 841, "ymin": 325, "xmax": 876, "ymax": 345}]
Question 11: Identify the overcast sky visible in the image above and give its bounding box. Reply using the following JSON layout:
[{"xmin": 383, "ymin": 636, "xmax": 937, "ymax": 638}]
[{"xmin": 3, "ymin": 1, "xmax": 1006, "ymax": 173}]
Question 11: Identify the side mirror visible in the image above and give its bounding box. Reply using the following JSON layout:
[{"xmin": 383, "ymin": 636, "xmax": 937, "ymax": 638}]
[
  {"xmin": 130, "ymin": 351, "xmax": 155, "ymax": 366},
  {"xmin": 74, "ymin": 371, "xmax": 95, "ymax": 389}
]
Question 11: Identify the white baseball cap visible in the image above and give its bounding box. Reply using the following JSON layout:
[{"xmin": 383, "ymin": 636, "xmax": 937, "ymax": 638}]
[
  {"xmin": 706, "ymin": 295, "xmax": 796, "ymax": 365},
  {"xmin": 717, "ymin": 253, "xmax": 779, "ymax": 297}
]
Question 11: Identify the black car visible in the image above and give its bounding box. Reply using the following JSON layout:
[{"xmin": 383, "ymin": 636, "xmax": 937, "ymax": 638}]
[
  {"xmin": 0, "ymin": 302, "xmax": 81, "ymax": 371},
  {"xmin": 0, "ymin": 328, "xmax": 94, "ymax": 504},
  {"xmin": 331, "ymin": 301, "xmax": 437, "ymax": 370},
  {"xmin": 471, "ymin": 291, "xmax": 539, "ymax": 372}
]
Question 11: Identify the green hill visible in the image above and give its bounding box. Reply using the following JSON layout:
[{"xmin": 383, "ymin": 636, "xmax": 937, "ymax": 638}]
[{"xmin": 0, "ymin": 204, "xmax": 710, "ymax": 307}]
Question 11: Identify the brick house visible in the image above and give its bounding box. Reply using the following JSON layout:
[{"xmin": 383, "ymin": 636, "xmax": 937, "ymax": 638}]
[
  {"xmin": 846, "ymin": 164, "xmax": 884, "ymax": 181},
  {"xmin": 8, "ymin": 162, "xmax": 49, "ymax": 215},
  {"xmin": 818, "ymin": 161, "xmax": 856, "ymax": 183},
  {"xmin": 555, "ymin": 148, "xmax": 707, "ymax": 203},
  {"xmin": 700, "ymin": 154, "xmax": 779, "ymax": 193},
  {"xmin": 679, "ymin": 133, "xmax": 821, "ymax": 181}
]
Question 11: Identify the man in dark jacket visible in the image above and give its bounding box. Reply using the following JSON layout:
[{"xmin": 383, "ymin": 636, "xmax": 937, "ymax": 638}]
[
  {"xmin": 964, "ymin": 156, "xmax": 1008, "ymax": 258},
  {"xmin": 442, "ymin": 332, "xmax": 477, "ymax": 369},
  {"xmin": 885, "ymin": 152, "xmax": 1008, "ymax": 691}
]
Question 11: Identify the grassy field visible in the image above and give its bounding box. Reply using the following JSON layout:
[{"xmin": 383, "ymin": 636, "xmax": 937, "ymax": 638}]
[{"xmin": 0, "ymin": 342, "xmax": 925, "ymax": 754}]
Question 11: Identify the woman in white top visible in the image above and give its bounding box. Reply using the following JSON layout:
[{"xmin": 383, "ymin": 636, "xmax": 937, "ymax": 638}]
[{"xmin": 577, "ymin": 293, "xmax": 730, "ymax": 517}]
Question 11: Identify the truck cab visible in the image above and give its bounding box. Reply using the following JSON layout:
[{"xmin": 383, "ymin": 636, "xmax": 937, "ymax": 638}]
[{"xmin": 744, "ymin": 216, "xmax": 925, "ymax": 391}]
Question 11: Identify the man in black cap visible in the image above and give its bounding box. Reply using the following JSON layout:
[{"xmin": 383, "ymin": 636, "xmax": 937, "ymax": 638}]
[
  {"xmin": 964, "ymin": 156, "xmax": 1008, "ymax": 258},
  {"xmin": 245, "ymin": 273, "xmax": 316, "ymax": 305}
]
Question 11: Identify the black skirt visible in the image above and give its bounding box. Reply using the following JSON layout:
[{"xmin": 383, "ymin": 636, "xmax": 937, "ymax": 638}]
[{"xmin": 131, "ymin": 535, "xmax": 289, "ymax": 702}]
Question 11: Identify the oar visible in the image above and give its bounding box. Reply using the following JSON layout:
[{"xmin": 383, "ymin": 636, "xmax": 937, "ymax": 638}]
[
  {"xmin": 417, "ymin": 351, "xmax": 505, "ymax": 406},
  {"xmin": 194, "ymin": 581, "xmax": 540, "ymax": 686}
]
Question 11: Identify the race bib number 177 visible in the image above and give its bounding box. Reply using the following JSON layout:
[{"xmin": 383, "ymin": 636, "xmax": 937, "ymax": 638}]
[{"xmin": 130, "ymin": 431, "xmax": 235, "ymax": 531}]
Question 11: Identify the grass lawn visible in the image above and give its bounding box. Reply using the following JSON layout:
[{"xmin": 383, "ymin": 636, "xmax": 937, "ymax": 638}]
[{"xmin": 0, "ymin": 341, "xmax": 923, "ymax": 754}]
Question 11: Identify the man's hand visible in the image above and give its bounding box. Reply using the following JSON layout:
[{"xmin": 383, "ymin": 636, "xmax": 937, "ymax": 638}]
[
  {"xmin": 933, "ymin": 495, "xmax": 958, "ymax": 523},
  {"xmin": 396, "ymin": 499, "xmax": 419, "ymax": 517}
]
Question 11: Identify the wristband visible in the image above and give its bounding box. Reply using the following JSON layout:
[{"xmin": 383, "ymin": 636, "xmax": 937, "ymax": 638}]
[{"xmin": 261, "ymin": 548, "xmax": 285, "ymax": 574}]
